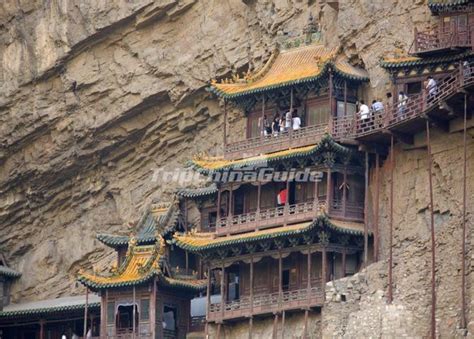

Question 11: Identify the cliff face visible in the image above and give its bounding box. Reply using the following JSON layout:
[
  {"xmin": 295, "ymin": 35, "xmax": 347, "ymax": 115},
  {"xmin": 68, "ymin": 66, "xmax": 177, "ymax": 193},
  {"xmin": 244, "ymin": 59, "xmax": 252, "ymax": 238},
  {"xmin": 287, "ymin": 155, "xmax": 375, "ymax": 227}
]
[{"xmin": 1, "ymin": 0, "xmax": 472, "ymax": 337}]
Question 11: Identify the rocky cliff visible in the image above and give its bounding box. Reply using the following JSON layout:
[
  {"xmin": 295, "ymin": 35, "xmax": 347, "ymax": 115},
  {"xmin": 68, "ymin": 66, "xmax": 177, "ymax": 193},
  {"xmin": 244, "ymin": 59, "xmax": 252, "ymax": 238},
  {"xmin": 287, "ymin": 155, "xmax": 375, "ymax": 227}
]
[{"xmin": 0, "ymin": 0, "xmax": 472, "ymax": 337}]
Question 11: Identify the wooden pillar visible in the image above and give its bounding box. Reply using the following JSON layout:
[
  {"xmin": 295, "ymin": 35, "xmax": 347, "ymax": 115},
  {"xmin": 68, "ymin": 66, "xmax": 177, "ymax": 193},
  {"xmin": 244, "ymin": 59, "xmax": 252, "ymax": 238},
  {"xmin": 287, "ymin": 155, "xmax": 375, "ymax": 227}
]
[
  {"xmin": 364, "ymin": 152, "xmax": 369, "ymax": 266},
  {"xmin": 90, "ymin": 315, "xmax": 94, "ymax": 337},
  {"xmin": 304, "ymin": 247, "xmax": 312, "ymax": 339},
  {"xmin": 426, "ymin": 121, "xmax": 436, "ymax": 339},
  {"xmin": 184, "ymin": 198, "xmax": 188, "ymax": 232},
  {"xmin": 229, "ymin": 184, "xmax": 233, "ymax": 218},
  {"xmin": 223, "ymin": 100, "xmax": 227, "ymax": 150},
  {"xmin": 344, "ymin": 80, "xmax": 348, "ymax": 116},
  {"xmin": 461, "ymin": 93, "xmax": 468, "ymax": 329},
  {"xmin": 261, "ymin": 95, "xmax": 266, "ymax": 141},
  {"xmin": 341, "ymin": 249, "xmax": 347, "ymax": 278},
  {"xmin": 328, "ymin": 69, "xmax": 334, "ymax": 132},
  {"xmin": 217, "ymin": 187, "xmax": 222, "ymax": 226},
  {"xmin": 39, "ymin": 320, "xmax": 45, "ymax": 339},
  {"xmin": 321, "ymin": 247, "xmax": 327, "ymax": 300},
  {"xmin": 272, "ymin": 313, "xmax": 279, "ymax": 339},
  {"xmin": 101, "ymin": 290, "xmax": 108, "ymax": 337},
  {"xmin": 83, "ymin": 287, "xmax": 89, "ymax": 337},
  {"xmin": 326, "ymin": 169, "xmax": 332, "ymax": 213},
  {"xmin": 205, "ymin": 267, "xmax": 211, "ymax": 338},
  {"xmin": 281, "ymin": 311, "xmax": 286, "ymax": 339},
  {"xmin": 278, "ymin": 251, "xmax": 283, "ymax": 304},
  {"xmin": 374, "ymin": 153, "xmax": 380, "ymax": 262},
  {"xmin": 220, "ymin": 262, "xmax": 225, "ymax": 321},
  {"xmin": 150, "ymin": 278, "xmax": 157, "ymax": 339},
  {"xmin": 388, "ymin": 135, "xmax": 394, "ymax": 304},
  {"xmin": 257, "ymin": 182, "xmax": 262, "ymax": 223},
  {"xmin": 132, "ymin": 285, "xmax": 136, "ymax": 339},
  {"xmin": 217, "ymin": 324, "xmax": 222, "ymax": 339},
  {"xmin": 342, "ymin": 166, "xmax": 348, "ymax": 218},
  {"xmin": 249, "ymin": 255, "xmax": 254, "ymax": 339},
  {"xmin": 289, "ymin": 88, "xmax": 294, "ymax": 148}
]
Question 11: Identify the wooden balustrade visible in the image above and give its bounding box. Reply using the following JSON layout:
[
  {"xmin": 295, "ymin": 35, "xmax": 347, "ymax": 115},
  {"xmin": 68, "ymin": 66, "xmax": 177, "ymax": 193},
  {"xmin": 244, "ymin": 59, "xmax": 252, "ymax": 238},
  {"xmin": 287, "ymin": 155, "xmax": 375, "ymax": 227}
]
[
  {"xmin": 208, "ymin": 287, "xmax": 323, "ymax": 321},
  {"xmin": 413, "ymin": 26, "xmax": 473, "ymax": 55},
  {"xmin": 216, "ymin": 200, "xmax": 323, "ymax": 236},
  {"xmin": 224, "ymin": 123, "xmax": 328, "ymax": 160},
  {"xmin": 329, "ymin": 199, "xmax": 364, "ymax": 221}
]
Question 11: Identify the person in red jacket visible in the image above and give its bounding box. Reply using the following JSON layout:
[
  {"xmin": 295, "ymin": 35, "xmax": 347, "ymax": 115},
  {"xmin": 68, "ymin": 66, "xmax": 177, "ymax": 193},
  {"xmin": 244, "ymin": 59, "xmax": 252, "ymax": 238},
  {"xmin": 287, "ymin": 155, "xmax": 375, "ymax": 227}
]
[{"xmin": 277, "ymin": 187, "xmax": 288, "ymax": 206}]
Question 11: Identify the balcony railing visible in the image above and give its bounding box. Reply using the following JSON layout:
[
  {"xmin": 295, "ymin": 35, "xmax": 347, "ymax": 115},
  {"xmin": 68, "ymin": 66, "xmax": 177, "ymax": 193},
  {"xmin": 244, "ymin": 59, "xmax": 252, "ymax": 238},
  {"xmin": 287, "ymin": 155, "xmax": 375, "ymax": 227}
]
[
  {"xmin": 412, "ymin": 26, "xmax": 473, "ymax": 55},
  {"xmin": 208, "ymin": 287, "xmax": 323, "ymax": 321},
  {"xmin": 215, "ymin": 200, "xmax": 324, "ymax": 236},
  {"xmin": 225, "ymin": 123, "xmax": 328, "ymax": 160},
  {"xmin": 329, "ymin": 199, "xmax": 365, "ymax": 221}
]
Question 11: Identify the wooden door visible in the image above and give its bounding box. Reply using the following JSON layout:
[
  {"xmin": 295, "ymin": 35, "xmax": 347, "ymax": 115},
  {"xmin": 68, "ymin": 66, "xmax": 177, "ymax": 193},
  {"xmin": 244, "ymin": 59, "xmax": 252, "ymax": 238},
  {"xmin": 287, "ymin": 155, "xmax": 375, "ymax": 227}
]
[{"xmin": 306, "ymin": 97, "xmax": 330, "ymax": 126}]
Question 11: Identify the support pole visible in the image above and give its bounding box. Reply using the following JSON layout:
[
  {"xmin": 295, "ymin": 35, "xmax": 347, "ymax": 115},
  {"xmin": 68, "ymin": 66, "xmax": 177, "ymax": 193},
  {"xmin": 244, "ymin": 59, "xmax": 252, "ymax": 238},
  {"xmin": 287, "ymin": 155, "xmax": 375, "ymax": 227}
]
[
  {"xmin": 281, "ymin": 311, "xmax": 286, "ymax": 339},
  {"xmin": 184, "ymin": 198, "xmax": 188, "ymax": 232},
  {"xmin": 39, "ymin": 320, "xmax": 45, "ymax": 339},
  {"xmin": 342, "ymin": 166, "xmax": 348, "ymax": 218},
  {"xmin": 150, "ymin": 278, "xmax": 157, "ymax": 339},
  {"xmin": 461, "ymin": 93, "xmax": 468, "ymax": 329},
  {"xmin": 278, "ymin": 250, "xmax": 283, "ymax": 308},
  {"xmin": 342, "ymin": 249, "xmax": 347, "ymax": 278},
  {"xmin": 132, "ymin": 285, "xmax": 136, "ymax": 339},
  {"xmin": 223, "ymin": 100, "xmax": 227, "ymax": 151},
  {"xmin": 272, "ymin": 313, "xmax": 279, "ymax": 339},
  {"xmin": 304, "ymin": 247, "xmax": 311, "ymax": 339},
  {"xmin": 329, "ymin": 69, "xmax": 334, "ymax": 132},
  {"xmin": 83, "ymin": 287, "xmax": 89, "ymax": 337},
  {"xmin": 322, "ymin": 247, "xmax": 327, "ymax": 300},
  {"xmin": 217, "ymin": 187, "xmax": 222, "ymax": 227},
  {"xmin": 374, "ymin": 153, "xmax": 380, "ymax": 262},
  {"xmin": 220, "ymin": 262, "xmax": 225, "ymax": 322},
  {"xmin": 249, "ymin": 255, "xmax": 254, "ymax": 339},
  {"xmin": 426, "ymin": 121, "xmax": 436, "ymax": 339},
  {"xmin": 344, "ymin": 80, "xmax": 348, "ymax": 116},
  {"xmin": 364, "ymin": 151, "xmax": 369, "ymax": 266},
  {"xmin": 326, "ymin": 169, "xmax": 332, "ymax": 214},
  {"xmin": 284, "ymin": 176, "xmax": 290, "ymax": 226},
  {"xmin": 205, "ymin": 267, "xmax": 211, "ymax": 338},
  {"xmin": 261, "ymin": 95, "xmax": 266, "ymax": 141},
  {"xmin": 388, "ymin": 135, "xmax": 394, "ymax": 304},
  {"xmin": 289, "ymin": 88, "xmax": 294, "ymax": 148},
  {"xmin": 257, "ymin": 181, "xmax": 262, "ymax": 224}
]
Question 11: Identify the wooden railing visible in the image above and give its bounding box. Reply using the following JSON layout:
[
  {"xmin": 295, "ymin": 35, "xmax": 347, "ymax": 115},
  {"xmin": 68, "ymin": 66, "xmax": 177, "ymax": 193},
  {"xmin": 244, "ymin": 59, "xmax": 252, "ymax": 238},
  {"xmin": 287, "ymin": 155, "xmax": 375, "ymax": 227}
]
[
  {"xmin": 224, "ymin": 123, "xmax": 328, "ymax": 160},
  {"xmin": 412, "ymin": 26, "xmax": 473, "ymax": 55},
  {"xmin": 208, "ymin": 287, "xmax": 323, "ymax": 321},
  {"xmin": 216, "ymin": 200, "xmax": 324, "ymax": 236},
  {"xmin": 329, "ymin": 199, "xmax": 365, "ymax": 221},
  {"xmin": 189, "ymin": 316, "xmax": 206, "ymax": 332}
]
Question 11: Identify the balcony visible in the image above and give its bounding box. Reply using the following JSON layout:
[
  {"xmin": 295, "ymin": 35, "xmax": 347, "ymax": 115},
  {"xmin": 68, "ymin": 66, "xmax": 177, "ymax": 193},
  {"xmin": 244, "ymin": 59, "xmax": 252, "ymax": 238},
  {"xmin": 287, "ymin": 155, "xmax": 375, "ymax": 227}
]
[
  {"xmin": 215, "ymin": 200, "xmax": 323, "ymax": 236},
  {"xmin": 208, "ymin": 287, "xmax": 323, "ymax": 321},
  {"xmin": 224, "ymin": 123, "xmax": 328, "ymax": 160},
  {"xmin": 412, "ymin": 26, "xmax": 473, "ymax": 56}
]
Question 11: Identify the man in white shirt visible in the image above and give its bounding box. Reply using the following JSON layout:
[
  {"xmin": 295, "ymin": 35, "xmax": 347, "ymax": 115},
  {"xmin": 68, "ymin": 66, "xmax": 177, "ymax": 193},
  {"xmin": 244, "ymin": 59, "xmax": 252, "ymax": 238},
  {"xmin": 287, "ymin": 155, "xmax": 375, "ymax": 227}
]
[
  {"xmin": 285, "ymin": 109, "xmax": 292, "ymax": 131},
  {"xmin": 358, "ymin": 100, "xmax": 370, "ymax": 121},
  {"xmin": 292, "ymin": 110, "xmax": 301, "ymax": 130},
  {"xmin": 426, "ymin": 76, "xmax": 437, "ymax": 97}
]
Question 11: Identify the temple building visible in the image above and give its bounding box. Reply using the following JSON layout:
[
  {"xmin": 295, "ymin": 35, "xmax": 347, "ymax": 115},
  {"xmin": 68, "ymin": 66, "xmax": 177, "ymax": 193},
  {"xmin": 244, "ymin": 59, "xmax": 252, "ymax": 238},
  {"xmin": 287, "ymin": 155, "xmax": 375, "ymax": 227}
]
[{"xmin": 77, "ymin": 201, "xmax": 207, "ymax": 338}]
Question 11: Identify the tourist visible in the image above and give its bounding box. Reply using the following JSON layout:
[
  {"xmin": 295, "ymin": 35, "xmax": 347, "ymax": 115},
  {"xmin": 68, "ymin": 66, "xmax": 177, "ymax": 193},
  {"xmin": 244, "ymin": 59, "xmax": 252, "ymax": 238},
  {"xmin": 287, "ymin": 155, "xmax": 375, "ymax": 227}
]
[
  {"xmin": 279, "ymin": 114, "xmax": 285, "ymax": 133},
  {"xmin": 358, "ymin": 100, "xmax": 370, "ymax": 128},
  {"xmin": 292, "ymin": 110, "xmax": 301, "ymax": 130},
  {"xmin": 285, "ymin": 108, "xmax": 292, "ymax": 131},
  {"xmin": 463, "ymin": 60, "xmax": 471, "ymax": 78},
  {"xmin": 426, "ymin": 76, "xmax": 437, "ymax": 99},
  {"xmin": 398, "ymin": 91, "xmax": 408, "ymax": 116},
  {"xmin": 371, "ymin": 99, "xmax": 384, "ymax": 112},
  {"xmin": 272, "ymin": 114, "xmax": 281, "ymax": 136},
  {"xmin": 277, "ymin": 187, "xmax": 288, "ymax": 206},
  {"xmin": 385, "ymin": 92, "xmax": 393, "ymax": 110},
  {"xmin": 260, "ymin": 115, "xmax": 271, "ymax": 137}
]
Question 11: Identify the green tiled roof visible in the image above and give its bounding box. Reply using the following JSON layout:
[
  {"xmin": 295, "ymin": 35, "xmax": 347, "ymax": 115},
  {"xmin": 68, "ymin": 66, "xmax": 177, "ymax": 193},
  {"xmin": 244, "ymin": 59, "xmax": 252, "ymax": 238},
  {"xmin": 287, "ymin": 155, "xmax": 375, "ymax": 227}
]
[
  {"xmin": 172, "ymin": 215, "xmax": 366, "ymax": 254},
  {"xmin": 380, "ymin": 51, "xmax": 473, "ymax": 69},
  {"xmin": 0, "ymin": 295, "xmax": 100, "ymax": 319},
  {"xmin": 177, "ymin": 184, "xmax": 218, "ymax": 199},
  {"xmin": 97, "ymin": 203, "xmax": 180, "ymax": 249},
  {"xmin": 190, "ymin": 134, "xmax": 352, "ymax": 175},
  {"xmin": 428, "ymin": 0, "xmax": 470, "ymax": 11},
  {"xmin": 0, "ymin": 265, "xmax": 21, "ymax": 279}
]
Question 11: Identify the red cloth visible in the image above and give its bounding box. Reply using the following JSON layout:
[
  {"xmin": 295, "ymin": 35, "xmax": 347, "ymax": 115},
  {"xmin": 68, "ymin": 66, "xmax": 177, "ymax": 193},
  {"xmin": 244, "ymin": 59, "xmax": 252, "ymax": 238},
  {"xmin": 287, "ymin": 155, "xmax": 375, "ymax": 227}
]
[{"xmin": 277, "ymin": 189, "xmax": 288, "ymax": 205}]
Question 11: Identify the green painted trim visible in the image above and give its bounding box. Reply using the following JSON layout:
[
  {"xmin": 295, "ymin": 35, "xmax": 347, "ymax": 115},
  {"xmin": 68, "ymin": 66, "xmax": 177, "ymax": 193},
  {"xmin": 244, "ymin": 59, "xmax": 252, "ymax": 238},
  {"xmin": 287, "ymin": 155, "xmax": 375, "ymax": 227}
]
[
  {"xmin": 209, "ymin": 61, "xmax": 368, "ymax": 100},
  {"xmin": 172, "ymin": 215, "xmax": 367, "ymax": 254},
  {"xmin": 0, "ymin": 302, "xmax": 100, "ymax": 318},
  {"xmin": 380, "ymin": 51, "xmax": 473, "ymax": 69},
  {"xmin": 189, "ymin": 134, "xmax": 351, "ymax": 175},
  {"xmin": 177, "ymin": 184, "xmax": 218, "ymax": 199},
  {"xmin": 0, "ymin": 266, "xmax": 21, "ymax": 279}
]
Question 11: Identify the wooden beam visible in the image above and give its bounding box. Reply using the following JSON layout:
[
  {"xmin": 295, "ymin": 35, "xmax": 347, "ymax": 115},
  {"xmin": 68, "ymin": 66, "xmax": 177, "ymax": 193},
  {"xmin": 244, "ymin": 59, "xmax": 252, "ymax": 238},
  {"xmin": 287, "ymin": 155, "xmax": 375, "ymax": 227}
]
[
  {"xmin": 326, "ymin": 169, "xmax": 332, "ymax": 213},
  {"xmin": 341, "ymin": 249, "xmax": 347, "ymax": 278},
  {"xmin": 374, "ymin": 153, "xmax": 380, "ymax": 262},
  {"xmin": 388, "ymin": 135, "xmax": 394, "ymax": 304},
  {"xmin": 223, "ymin": 100, "xmax": 227, "ymax": 149},
  {"xmin": 322, "ymin": 247, "xmax": 327, "ymax": 300},
  {"xmin": 364, "ymin": 152, "xmax": 369, "ymax": 266},
  {"xmin": 220, "ymin": 262, "xmax": 225, "ymax": 322},
  {"xmin": 132, "ymin": 286, "xmax": 136, "ymax": 339},
  {"xmin": 272, "ymin": 313, "xmax": 279, "ymax": 339},
  {"xmin": 83, "ymin": 287, "xmax": 89, "ymax": 337},
  {"xmin": 150, "ymin": 278, "xmax": 157, "ymax": 339}
]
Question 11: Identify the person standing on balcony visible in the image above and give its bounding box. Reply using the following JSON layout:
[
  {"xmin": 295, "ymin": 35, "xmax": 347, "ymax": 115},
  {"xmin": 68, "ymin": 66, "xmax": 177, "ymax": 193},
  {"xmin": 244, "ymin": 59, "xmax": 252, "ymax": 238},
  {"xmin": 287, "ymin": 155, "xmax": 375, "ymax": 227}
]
[
  {"xmin": 272, "ymin": 114, "xmax": 281, "ymax": 136},
  {"xmin": 426, "ymin": 76, "xmax": 438, "ymax": 100},
  {"xmin": 260, "ymin": 115, "xmax": 271, "ymax": 137},
  {"xmin": 277, "ymin": 187, "xmax": 288, "ymax": 206},
  {"xmin": 285, "ymin": 109, "xmax": 292, "ymax": 131},
  {"xmin": 398, "ymin": 91, "xmax": 408, "ymax": 118},
  {"xmin": 358, "ymin": 100, "xmax": 370, "ymax": 130},
  {"xmin": 292, "ymin": 110, "xmax": 301, "ymax": 130},
  {"xmin": 371, "ymin": 99, "xmax": 384, "ymax": 112}
]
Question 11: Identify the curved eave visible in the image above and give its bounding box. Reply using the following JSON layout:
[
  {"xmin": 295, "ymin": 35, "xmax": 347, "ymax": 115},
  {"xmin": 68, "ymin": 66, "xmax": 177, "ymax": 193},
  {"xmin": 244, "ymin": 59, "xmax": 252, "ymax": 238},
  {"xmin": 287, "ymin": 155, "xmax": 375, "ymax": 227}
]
[
  {"xmin": 96, "ymin": 234, "xmax": 156, "ymax": 249},
  {"xmin": 0, "ymin": 266, "xmax": 21, "ymax": 279},
  {"xmin": 173, "ymin": 215, "xmax": 366, "ymax": 254},
  {"xmin": 380, "ymin": 51, "xmax": 473, "ymax": 69},
  {"xmin": 189, "ymin": 134, "xmax": 351, "ymax": 175},
  {"xmin": 428, "ymin": 0, "xmax": 470, "ymax": 12},
  {"xmin": 209, "ymin": 62, "xmax": 368, "ymax": 100},
  {"xmin": 159, "ymin": 275, "xmax": 207, "ymax": 292},
  {"xmin": 77, "ymin": 270, "xmax": 158, "ymax": 291},
  {"xmin": 0, "ymin": 302, "xmax": 100, "ymax": 318},
  {"xmin": 177, "ymin": 184, "xmax": 218, "ymax": 199}
]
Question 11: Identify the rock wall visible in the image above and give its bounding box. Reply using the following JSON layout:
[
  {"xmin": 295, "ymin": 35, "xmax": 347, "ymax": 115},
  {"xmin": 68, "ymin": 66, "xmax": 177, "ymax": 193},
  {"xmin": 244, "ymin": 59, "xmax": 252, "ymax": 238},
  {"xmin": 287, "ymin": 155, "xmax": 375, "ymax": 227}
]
[{"xmin": 1, "ymin": 0, "xmax": 473, "ymax": 338}]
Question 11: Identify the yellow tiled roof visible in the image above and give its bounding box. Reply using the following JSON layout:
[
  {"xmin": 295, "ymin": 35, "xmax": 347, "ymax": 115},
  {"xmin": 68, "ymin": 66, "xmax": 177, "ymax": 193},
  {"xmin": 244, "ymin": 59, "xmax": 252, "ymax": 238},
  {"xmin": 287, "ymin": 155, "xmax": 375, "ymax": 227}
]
[
  {"xmin": 78, "ymin": 245, "xmax": 159, "ymax": 288},
  {"xmin": 210, "ymin": 44, "xmax": 368, "ymax": 98},
  {"xmin": 192, "ymin": 144, "xmax": 318, "ymax": 171}
]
